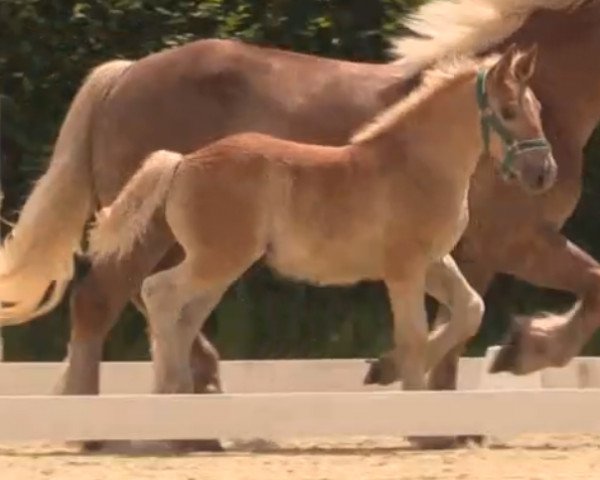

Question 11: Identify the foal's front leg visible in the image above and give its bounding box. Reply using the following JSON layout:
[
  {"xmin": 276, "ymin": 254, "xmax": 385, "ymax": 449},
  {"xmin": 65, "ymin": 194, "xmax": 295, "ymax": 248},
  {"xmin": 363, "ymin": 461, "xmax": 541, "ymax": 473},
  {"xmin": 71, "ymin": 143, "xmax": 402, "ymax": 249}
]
[
  {"xmin": 366, "ymin": 256, "xmax": 484, "ymax": 386},
  {"xmin": 385, "ymin": 274, "xmax": 428, "ymax": 390},
  {"xmin": 424, "ymin": 255, "xmax": 485, "ymax": 371}
]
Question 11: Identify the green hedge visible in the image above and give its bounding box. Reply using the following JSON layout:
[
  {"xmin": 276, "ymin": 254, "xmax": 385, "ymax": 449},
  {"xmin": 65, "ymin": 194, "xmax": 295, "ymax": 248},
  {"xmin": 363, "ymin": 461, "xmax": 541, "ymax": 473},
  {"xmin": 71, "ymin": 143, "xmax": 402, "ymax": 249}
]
[{"xmin": 2, "ymin": 0, "xmax": 600, "ymax": 361}]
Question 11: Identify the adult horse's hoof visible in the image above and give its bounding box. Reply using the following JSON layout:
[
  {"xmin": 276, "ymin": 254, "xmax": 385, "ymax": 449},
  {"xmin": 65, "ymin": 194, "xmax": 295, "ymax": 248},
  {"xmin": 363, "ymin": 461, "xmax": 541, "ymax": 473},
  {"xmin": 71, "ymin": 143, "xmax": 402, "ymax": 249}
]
[{"xmin": 363, "ymin": 355, "xmax": 397, "ymax": 385}]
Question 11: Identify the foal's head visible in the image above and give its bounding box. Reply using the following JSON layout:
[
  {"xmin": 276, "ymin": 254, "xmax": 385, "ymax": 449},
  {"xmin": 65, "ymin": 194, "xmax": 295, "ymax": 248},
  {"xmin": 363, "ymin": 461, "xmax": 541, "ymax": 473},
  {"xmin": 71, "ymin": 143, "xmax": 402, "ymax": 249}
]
[{"xmin": 479, "ymin": 45, "xmax": 557, "ymax": 193}]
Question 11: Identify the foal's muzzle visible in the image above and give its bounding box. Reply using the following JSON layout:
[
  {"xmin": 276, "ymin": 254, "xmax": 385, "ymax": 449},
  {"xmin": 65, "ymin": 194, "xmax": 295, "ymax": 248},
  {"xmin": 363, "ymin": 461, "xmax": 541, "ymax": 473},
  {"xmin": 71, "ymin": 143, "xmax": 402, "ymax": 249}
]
[{"xmin": 514, "ymin": 151, "xmax": 557, "ymax": 194}]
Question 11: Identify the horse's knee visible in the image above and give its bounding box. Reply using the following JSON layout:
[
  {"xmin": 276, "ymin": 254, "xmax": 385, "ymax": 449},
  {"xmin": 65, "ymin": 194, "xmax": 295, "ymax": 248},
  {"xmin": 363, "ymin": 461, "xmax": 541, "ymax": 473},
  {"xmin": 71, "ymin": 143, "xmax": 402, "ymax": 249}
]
[
  {"xmin": 141, "ymin": 276, "xmax": 170, "ymax": 313},
  {"xmin": 462, "ymin": 294, "xmax": 485, "ymax": 339}
]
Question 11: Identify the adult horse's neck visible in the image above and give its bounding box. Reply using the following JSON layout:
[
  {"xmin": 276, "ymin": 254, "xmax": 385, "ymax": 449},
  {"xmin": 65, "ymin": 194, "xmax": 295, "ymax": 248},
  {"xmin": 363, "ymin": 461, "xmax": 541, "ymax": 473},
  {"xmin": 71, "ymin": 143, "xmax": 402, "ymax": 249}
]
[{"xmin": 507, "ymin": 4, "xmax": 600, "ymax": 150}]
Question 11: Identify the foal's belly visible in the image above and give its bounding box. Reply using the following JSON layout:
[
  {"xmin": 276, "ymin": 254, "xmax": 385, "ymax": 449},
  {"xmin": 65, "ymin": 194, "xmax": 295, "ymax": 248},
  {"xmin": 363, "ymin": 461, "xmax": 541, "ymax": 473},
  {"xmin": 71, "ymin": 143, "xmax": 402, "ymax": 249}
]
[{"xmin": 265, "ymin": 233, "xmax": 384, "ymax": 286}]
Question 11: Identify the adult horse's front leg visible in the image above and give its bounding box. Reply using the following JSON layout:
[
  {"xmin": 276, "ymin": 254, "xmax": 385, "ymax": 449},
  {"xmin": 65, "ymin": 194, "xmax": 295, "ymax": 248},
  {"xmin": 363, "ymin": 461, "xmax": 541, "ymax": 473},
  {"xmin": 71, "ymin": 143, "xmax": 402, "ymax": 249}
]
[{"xmin": 489, "ymin": 227, "xmax": 600, "ymax": 374}]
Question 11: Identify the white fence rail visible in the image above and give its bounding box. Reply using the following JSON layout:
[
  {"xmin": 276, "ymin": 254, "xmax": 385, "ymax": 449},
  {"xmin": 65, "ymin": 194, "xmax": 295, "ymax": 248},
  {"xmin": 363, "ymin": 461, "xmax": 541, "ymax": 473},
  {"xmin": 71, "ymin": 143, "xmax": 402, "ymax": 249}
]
[{"xmin": 1, "ymin": 352, "xmax": 600, "ymax": 442}]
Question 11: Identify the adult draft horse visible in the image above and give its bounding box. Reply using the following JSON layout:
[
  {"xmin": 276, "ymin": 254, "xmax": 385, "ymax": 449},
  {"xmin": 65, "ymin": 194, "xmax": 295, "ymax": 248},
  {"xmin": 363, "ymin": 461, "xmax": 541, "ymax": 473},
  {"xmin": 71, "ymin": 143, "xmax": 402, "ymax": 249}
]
[
  {"xmin": 88, "ymin": 49, "xmax": 554, "ymax": 396},
  {"xmin": 0, "ymin": 0, "xmax": 598, "ymax": 444}
]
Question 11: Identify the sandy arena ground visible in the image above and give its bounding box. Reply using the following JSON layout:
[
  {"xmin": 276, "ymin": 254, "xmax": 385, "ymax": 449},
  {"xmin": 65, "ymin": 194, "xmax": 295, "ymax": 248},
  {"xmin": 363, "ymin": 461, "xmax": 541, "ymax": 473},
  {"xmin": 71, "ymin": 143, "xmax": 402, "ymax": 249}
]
[{"xmin": 1, "ymin": 435, "xmax": 599, "ymax": 480}]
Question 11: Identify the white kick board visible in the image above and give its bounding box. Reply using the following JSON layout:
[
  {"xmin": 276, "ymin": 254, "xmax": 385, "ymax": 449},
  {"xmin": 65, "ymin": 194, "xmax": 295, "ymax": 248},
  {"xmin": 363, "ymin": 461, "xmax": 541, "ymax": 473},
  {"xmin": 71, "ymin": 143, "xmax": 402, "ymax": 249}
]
[{"xmin": 1, "ymin": 389, "xmax": 600, "ymax": 441}]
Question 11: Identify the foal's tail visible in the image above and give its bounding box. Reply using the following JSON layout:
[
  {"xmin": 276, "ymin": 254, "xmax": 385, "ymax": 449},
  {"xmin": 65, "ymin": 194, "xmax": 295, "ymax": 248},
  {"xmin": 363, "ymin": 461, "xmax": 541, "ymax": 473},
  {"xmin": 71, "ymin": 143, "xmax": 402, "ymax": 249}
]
[
  {"xmin": 88, "ymin": 149, "xmax": 184, "ymax": 262},
  {"xmin": 0, "ymin": 59, "xmax": 132, "ymax": 325}
]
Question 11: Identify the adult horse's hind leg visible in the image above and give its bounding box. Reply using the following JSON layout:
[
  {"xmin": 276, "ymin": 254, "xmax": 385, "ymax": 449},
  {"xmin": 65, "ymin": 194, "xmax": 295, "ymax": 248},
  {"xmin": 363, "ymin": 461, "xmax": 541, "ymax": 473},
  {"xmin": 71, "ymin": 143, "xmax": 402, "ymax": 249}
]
[
  {"xmin": 54, "ymin": 223, "xmax": 229, "ymax": 452},
  {"xmin": 55, "ymin": 223, "xmax": 175, "ymax": 398}
]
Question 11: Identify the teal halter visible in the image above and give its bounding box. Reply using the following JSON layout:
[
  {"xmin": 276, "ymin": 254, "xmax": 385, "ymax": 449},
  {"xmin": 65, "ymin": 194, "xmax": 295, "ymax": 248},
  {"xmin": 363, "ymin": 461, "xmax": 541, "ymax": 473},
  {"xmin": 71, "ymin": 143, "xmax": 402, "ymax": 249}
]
[{"xmin": 476, "ymin": 69, "xmax": 551, "ymax": 176}]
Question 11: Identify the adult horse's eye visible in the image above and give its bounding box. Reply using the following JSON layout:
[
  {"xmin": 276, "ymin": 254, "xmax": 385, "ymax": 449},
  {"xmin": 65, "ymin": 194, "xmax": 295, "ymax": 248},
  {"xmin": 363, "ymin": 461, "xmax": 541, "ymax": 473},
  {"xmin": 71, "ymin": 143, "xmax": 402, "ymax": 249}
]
[{"xmin": 500, "ymin": 105, "xmax": 517, "ymax": 121}]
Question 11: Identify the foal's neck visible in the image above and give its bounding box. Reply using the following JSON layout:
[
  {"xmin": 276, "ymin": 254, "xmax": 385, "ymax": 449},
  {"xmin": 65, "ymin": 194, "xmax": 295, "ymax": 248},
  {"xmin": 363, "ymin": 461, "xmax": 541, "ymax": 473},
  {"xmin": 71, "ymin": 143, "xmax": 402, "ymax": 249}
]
[{"xmin": 371, "ymin": 72, "xmax": 484, "ymax": 187}]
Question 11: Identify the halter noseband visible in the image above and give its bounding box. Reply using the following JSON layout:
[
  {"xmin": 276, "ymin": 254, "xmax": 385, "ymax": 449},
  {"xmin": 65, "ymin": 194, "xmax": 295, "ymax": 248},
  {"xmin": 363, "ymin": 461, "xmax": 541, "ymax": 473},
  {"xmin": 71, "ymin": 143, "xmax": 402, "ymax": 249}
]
[{"xmin": 476, "ymin": 69, "xmax": 551, "ymax": 175}]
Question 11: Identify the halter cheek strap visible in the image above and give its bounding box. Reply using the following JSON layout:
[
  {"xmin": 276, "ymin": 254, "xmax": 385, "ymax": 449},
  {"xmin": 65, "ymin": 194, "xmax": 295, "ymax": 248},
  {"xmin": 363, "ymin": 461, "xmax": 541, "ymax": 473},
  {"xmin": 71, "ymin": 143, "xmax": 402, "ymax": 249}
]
[{"xmin": 476, "ymin": 69, "xmax": 551, "ymax": 175}]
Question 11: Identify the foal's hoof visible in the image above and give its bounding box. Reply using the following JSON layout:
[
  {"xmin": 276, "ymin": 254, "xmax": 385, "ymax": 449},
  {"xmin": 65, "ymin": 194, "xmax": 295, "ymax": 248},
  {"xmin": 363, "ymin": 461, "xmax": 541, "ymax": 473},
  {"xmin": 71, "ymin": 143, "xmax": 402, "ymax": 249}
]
[
  {"xmin": 363, "ymin": 356, "xmax": 397, "ymax": 386},
  {"xmin": 169, "ymin": 439, "xmax": 225, "ymax": 453},
  {"xmin": 455, "ymin": 435, "xmax": 486, "ymax": 447},
  {"xmin": 408, "ymin": 435, "xmax": 485, "ymax": 450},
  {"xmin": 79, "ymin": 440, "xmax": 106, "ymax": 452},
  {"xmin": 407, "ymin": 436, "xmax": 459, "ymax": 450}
]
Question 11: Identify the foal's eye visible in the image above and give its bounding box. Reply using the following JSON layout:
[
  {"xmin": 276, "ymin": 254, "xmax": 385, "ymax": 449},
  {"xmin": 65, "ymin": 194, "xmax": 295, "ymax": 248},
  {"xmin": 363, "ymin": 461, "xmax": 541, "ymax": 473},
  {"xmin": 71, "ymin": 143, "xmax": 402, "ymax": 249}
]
[{"xmin": 500, "ymin": 105, "xmax": 517, "ymax": 121}]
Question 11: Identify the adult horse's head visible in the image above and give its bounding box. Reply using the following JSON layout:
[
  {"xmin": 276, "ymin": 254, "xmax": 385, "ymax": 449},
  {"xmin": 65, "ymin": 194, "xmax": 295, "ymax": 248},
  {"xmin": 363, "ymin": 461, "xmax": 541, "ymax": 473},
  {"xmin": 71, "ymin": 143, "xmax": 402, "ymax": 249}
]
[{"xmin": 480, "ymin": 44, "xmax": 557, "ymax": 193}]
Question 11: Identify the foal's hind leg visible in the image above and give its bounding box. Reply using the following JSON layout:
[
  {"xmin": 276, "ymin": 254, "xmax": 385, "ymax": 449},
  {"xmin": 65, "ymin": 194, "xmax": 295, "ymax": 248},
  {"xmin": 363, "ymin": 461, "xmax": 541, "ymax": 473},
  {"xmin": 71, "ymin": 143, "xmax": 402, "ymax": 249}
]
[
  {"xmin": 132, "ymin": 292, "xmax": 223, "ymax": 394},
  {"xmin": 133, "ymin": 274, "xmax": 227, "ymax": 453},
  {"xmin": 145, "ymin": 245, "xmax": 224, "ymax": 394},
  {"xmin": 143, "ymin": 265, "xmax": 209, "ymax": 394},
  {"xmin": 190, "ymin": 331, "xmax": 223, "ymax": 394}
]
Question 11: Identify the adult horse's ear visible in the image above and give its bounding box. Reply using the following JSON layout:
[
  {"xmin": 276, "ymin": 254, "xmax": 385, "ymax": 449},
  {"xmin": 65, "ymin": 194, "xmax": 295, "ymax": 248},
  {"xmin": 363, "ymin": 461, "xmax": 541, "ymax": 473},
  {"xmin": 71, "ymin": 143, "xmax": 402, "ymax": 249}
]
[{"xmin": 512, "ymin": 44, "xmax": 538, "ymax": 84}]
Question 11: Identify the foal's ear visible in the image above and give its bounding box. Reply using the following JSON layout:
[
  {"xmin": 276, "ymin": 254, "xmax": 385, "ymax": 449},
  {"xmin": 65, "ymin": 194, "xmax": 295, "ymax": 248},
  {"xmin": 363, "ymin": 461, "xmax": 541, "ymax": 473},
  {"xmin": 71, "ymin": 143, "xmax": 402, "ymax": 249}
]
[
  {"xmin": 512, "ymin": 44, "xmax": 538, "ymax": 84},
  {"xmin": 491, "ymin": 43, "xmax": 518, "ymax": 83}
]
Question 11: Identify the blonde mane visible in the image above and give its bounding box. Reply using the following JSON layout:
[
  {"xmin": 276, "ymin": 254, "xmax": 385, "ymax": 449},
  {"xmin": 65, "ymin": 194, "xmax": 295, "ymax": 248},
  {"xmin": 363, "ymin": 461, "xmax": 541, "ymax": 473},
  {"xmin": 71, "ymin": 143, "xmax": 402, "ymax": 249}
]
[
  {"xmin": 392, "ymin": 0, "xmax": 588, "ymax": 77},
  {"xmin": 351, "ymin": 55, "xmax": 497, "ymax": 145}
]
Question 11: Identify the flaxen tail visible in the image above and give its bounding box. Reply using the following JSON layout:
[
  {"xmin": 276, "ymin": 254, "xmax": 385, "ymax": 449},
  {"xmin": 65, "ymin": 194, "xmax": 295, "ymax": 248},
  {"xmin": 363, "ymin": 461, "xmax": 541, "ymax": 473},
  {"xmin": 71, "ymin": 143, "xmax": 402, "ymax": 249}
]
[
  {"xmin": 0, "ymin": 59, "xmax": 133, "ymax": 325},
  {"xmin": 89, "ymin": 150, "xmax": 184, "ymax": 262}
]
